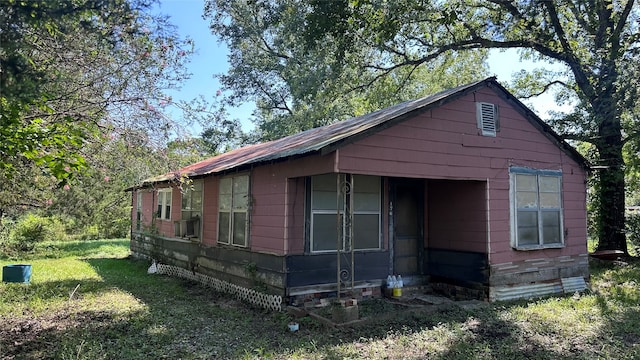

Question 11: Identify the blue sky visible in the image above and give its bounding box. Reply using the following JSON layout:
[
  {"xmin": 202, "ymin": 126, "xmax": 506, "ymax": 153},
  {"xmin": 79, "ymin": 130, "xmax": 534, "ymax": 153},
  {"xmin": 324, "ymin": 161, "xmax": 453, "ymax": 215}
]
[{"xmin": 157, "ymin": 0, "xmax": 567, "ymax": 134}]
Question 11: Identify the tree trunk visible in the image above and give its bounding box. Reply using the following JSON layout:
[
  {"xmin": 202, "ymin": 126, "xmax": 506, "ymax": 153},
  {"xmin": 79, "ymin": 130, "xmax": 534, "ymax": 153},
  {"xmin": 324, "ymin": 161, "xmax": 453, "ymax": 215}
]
[{"xmin": 595, "ymin": 116, "xmax": 628, "ymax": 254}]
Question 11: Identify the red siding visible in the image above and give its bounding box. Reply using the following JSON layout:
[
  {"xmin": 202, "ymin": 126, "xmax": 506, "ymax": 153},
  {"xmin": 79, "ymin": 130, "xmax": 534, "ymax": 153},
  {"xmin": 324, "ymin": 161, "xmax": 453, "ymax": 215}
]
[
  {"xmin": 427, "ymin": 180, "xmax": 487, "ymax": 253},
  {"xmin": 250, "ymin": 154, "xmax": 336, "ymax": 255},
  {"xmin": 336, "ymin": 88, "xmax": 588, "ymax": 265},
  {"xmin": 134, "ymin": 189, "xmax": 155, "ymax": 232},
  {"xmin": 201, "ymin": 176, "xmax": 218, "ymax": 247},
  {"xmin": 130, "ymin": 86, "xmax": 587, "ymax": 269}
]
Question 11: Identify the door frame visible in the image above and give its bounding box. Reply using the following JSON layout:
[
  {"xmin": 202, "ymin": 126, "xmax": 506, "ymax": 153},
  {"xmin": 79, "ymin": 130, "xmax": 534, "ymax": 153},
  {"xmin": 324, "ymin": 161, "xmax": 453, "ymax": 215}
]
[{"xmin": 388, "ymin": 177, "xmax": 425, "ymax": 278}]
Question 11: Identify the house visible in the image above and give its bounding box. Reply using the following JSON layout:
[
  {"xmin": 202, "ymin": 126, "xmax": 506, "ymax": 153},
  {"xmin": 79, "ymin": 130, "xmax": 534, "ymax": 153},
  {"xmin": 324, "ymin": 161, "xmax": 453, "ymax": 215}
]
[{"xmin": 128, "ymin": 77, "xmax": 590, "ymax": 307}]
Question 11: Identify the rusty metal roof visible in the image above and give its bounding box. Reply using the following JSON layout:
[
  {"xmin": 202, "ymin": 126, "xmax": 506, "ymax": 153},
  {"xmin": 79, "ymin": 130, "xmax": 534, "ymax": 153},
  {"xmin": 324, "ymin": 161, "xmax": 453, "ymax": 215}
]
[{"xmin": 134, "ymin": 77, "xmax": 589, "ymax": 188}]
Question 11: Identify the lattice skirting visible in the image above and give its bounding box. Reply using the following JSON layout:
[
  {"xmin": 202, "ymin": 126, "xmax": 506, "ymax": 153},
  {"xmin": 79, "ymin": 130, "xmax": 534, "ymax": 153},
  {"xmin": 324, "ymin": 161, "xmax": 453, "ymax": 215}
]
[{"xmin": 155, "ymin": 263, "xmax": 282, "ymax": 311}]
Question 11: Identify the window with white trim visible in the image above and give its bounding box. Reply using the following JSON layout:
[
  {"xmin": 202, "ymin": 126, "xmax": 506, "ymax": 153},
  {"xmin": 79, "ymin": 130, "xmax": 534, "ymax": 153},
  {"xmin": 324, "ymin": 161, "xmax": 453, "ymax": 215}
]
[
  {"xmin": 510, "ymin": 167, "xmax": 563, "ymax": 249},
  {"xmin": 156, "ymin": 188, "xmax": 172, "ymax": 220},
  {"xmin": 310, "ymin": 174, "xmax": 381, "ymax": 252},
  {"xmin": 218, "ymin": 174, "xmax": 249, "ymax": 246},
  {"xmin": 476, "ymin": 102, "xmax": 499, "ymax": 137}
]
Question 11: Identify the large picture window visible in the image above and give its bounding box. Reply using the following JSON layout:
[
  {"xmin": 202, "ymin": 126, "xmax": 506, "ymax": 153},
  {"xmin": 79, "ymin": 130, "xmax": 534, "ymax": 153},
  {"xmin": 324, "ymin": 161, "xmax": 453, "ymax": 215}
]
[
  {"xmin": 310, "ymin": 174, "xmax": 381, "ymax": 252},
  {"xmin": 218, "ymin": 174, "xmax": 249, "ymax": 247},
  {"xmin": 156, "ymin": 188, "xmax": 172, "ymax": 220},
  {"xmin": 510, "ymin": 167, "xmax": 563, "ymax": 249}
]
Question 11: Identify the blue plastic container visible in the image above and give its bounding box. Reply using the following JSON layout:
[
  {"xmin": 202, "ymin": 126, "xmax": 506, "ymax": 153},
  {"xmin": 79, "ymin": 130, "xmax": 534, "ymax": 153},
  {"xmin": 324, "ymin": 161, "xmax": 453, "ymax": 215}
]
[{"xmin": 2, "ymin": 264, "xmax": 32, "ymax": 283}]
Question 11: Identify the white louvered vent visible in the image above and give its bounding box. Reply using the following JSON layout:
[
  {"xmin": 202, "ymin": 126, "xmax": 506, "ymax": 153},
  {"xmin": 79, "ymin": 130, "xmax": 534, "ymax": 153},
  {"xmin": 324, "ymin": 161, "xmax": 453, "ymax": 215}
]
[{"xmin": 476, "ymin": 102, "xmax": 498, "ymax": 137}]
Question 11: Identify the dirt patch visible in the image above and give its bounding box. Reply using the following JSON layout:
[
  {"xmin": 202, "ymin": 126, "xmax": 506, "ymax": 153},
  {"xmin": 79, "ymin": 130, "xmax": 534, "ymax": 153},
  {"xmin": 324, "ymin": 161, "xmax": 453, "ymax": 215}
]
[{"xmin": 0, "ymin": 309, "xmax": 116, "ymax": 360}]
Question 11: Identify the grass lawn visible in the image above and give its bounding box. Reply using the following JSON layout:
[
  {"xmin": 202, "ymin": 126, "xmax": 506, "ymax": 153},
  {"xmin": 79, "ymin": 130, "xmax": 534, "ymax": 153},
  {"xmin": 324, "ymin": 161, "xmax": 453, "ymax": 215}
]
[{"xmin": 1, "ymin": 240, "xmax": 639, "ymax": 359}]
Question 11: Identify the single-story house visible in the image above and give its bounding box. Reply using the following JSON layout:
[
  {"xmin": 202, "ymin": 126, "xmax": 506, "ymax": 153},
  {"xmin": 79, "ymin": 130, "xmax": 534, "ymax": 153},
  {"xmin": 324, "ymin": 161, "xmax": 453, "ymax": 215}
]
[{"xmin": 128, "ymin": 77, "xmax": 590, "ymax": 306}]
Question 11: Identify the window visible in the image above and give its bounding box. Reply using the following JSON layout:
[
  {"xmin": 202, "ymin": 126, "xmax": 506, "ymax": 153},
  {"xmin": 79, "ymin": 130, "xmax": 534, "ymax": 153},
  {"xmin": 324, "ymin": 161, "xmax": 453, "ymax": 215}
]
[
  {"xmin": 180, "ymin": 180, "xmax": 203, "ymax": 238},
  {"xmin": 510, "ymin": 167, "xmax": 563, "ymax": 249},
  {"xmin": 476, "ymin": 102, "xmax": 499, "ymax": 137},
  {"xmin": 310, "ymin": 174, "xmax": 381, "ymax": 252},
  {"xmin": 156, "ymin": 188, "xmax": 172, "ymax": 220},
  {"xmin": 136, "ymin": 191, "xmax": 142, "ymax": 230},
  {"xmin": 218, "ymin": 174, "xmax": 249, "ymax": 246}
]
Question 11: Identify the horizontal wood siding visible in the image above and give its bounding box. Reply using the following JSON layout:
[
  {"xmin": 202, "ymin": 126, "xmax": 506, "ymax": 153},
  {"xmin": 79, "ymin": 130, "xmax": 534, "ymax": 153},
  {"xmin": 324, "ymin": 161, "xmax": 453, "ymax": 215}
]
[
  {"xmin": 336, "ymin": 88, "xmax": 588, "ymax": 267},
  {"xmin": 250, "ymin": 154, "xmax": 336, "ymax": 255},
  {"xmin": 427, "ymin": 180, "xmax": 487, "ymax": 253},
  {"xmin": 286, "ymin": 251, "xmax": 389, "ymax": 287},
  {"xmin": 201, "ymin": 176, "xmax": 218, "ymax": 247},
  {"xmin": 286, "ymin": 177, "xmax": 306, "ymax": 254}
]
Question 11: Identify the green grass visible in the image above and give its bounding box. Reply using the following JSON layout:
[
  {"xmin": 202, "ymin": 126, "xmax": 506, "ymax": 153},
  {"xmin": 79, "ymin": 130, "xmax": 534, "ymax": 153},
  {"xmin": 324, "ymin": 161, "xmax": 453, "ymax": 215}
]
[{"xmin": 2, "ymin": 241, "xmax": 640, "ymax": 359}]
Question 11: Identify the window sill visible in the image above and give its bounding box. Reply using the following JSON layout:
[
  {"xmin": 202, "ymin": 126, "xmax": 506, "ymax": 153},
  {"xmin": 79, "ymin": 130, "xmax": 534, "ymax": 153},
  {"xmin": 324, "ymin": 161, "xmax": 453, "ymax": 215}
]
[
  {"xmin": 217, "ymin": 242, "xmax": 249, "ymax": 249},
  {"xmin": 512, "ymin": 244, "xmax": 564, "ymax": 251}
]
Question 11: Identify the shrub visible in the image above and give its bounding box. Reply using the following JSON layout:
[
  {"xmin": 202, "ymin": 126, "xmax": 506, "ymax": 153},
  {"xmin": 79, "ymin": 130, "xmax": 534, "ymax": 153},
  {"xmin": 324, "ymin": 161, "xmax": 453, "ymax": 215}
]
[
  {"xmin": 5, "ymin": 214, "xmax": 67, "ymax": 254},
  {"xmin": 627, "ymin": 212, "xmax": 640, "ymax": 256}
]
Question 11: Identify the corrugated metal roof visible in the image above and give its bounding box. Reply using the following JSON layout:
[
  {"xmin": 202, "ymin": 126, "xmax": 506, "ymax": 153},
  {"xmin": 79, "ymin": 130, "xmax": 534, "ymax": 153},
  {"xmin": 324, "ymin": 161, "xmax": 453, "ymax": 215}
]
[{"xmin": 133, "ymin": 77, "xmax": 590, "ymax": 188}]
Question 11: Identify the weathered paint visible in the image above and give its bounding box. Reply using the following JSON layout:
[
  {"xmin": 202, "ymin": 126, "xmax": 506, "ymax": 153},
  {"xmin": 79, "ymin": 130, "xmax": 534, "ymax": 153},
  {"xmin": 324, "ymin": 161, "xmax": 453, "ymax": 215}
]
[
  {"xmin": 335, "ymin": 88, "xmax": 588, "ymax": 270},
  {"xmin": 129, "ymin": 79, "xmax": 589, "ymax": 303}
]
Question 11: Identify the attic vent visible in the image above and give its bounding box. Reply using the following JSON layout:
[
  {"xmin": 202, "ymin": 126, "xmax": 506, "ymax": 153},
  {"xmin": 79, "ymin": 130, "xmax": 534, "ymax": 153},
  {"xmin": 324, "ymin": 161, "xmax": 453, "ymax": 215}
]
[{"xmin": 476, "ymin": 102, "xmax": 499, "ymax": 137}]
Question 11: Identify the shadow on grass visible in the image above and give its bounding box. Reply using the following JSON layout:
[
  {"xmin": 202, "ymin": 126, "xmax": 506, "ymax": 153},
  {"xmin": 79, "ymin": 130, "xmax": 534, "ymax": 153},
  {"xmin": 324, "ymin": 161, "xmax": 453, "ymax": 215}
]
[{"xmin": 4, "ymin": 256, "xmax": 640, "ymax": 359}]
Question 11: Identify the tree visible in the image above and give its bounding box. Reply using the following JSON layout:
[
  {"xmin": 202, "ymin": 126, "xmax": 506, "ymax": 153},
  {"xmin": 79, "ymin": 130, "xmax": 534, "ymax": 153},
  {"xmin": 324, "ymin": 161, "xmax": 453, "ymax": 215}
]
[
  {"xmin": 0, "ymin": 0, "xmax": 196, "ymax": 214},
  {"xmin": 203, "ymin": 0, "xmax": 489, "ymax": 142},
  {"xmin": 0, "ymin": 0, "xmax": 193, "ymax": 184},
  {"xmin": 212, "ymin": 0, "xmax": 639, "ymax": 253}
]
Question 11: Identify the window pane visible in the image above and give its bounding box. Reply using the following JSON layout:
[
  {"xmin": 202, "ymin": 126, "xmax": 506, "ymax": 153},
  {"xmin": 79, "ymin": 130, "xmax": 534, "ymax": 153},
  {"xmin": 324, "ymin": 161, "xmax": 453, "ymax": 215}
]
[
  {"xmin": 517, "ymin": 211, "xmax": 539, "ymax": 246},
  {"xmin": 516, "ymin": 174, "xmax": 536, "ymax": 192},
  {"xmin": 540, "ymin": 193, "xmax": 560, "ymax": 208},
  {"xmin": 354, "ymin": 193, "xmax": 379, "ymax": 211},
  {"xmin": 219, "ymin": 194, "xmax": 232, "ymax": 210},
  {"xmin": 313, "ymin": 174, "xmax": 337, "ymax": 192},
  {"xmin": 542, "ymin": 211, "xmax": 562, "ymax": 244},
  {"xmin": 164, "ymin": 205, "xmax": 171, "ymax": 220},
  {"xmin": 353, "ymin": 175, "xmax": 380, "ymax": 211},
  {"xmin": 516, "ymin": 191, "xmax": 538, "ymax": 208},
  {"xmin": 353, "ymin": 175, "xmax": 380, "ymax": 193},
  {"xmin": 219, "ymin": 177, "xmax": 232, "ymax": 195},
  {"xmin": 312, "ymin": 213, "xmax": 340, "ymax": 251},
  {"xmin": 232, "ymin": 212, "xmax": 247, "ymax": 246},
  {"xmin": 192, "ymin": 191, "xmax": 202, "ymax": 210},
  {"xmin": 233, "ymin": 175, "xmax": 249, "ymax": 195},
  {"xmin": 218, "ymin": 212, "xmax": 230, "ymax": 244},
  {"xmin": 165, "ymin": 191, "xmax": 172, "ymax": 205},
  {"xmin": 192, "ymin": 181, "xmax": 203, "ymax": 192},
  {"xmin": 233, "ymin": 192, "xmax": 248, "ymax": 209},
  {"xmin": 354, "ymin": 214, "xmax": 380, "ymax": 249},
  {"xmin": 312, "ymin": 174, "xmax": 342, "ymax": 210},
  {"xmin": 539, "ymin": 176, "xmax": 560, "ymax": 192},
  {"xmin": 313, "ymin": 190, "xmax": 339, "ymax": 210},
  {"xmin": 182, "ymin": 192, "xmax": 190, "ymax": 210}
]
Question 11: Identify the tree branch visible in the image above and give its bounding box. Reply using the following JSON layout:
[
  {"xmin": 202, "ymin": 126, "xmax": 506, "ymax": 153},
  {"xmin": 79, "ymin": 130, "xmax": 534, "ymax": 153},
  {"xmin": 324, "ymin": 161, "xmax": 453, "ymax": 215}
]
[
  {"xmin": 520, "ymin": 80, "xmax": 571, "ymax": 99},
  {"xmin": 543, "ymin": 2, "xmax": 596, "ymax": 101}
]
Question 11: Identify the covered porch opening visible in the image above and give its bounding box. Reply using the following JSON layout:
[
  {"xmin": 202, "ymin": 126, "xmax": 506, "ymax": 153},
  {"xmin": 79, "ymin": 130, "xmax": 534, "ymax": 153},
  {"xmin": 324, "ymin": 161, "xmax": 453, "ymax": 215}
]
[{"xmin": 389, "ymin": 178, "xmax": 489, "ymax": 299}]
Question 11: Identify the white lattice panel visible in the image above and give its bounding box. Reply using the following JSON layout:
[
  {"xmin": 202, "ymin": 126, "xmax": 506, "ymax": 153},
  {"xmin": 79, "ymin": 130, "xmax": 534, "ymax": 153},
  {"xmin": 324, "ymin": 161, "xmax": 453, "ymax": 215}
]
[{"xmin": 155, "ymin": 263, "xmax": 282, "ymax": 311}]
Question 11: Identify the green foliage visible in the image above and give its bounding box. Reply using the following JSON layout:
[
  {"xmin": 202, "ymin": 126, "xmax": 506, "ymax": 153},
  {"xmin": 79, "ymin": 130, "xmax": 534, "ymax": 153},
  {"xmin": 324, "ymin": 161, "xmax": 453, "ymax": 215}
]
[
  {"xmin": 203, "ymin": 0, "xmax": 489, "ymax": 141},
  {"xmin": 206, "ymin": 0, "xmax": 640, "ymax": 252},
  {"xmin": 2, "ymin": 214, "xmax": 67, "ymax": 255},
  {"xmin": 627, "ymin": 213, "xmax": 640, "ymax": 255},
  {"xmin": 0, "ymin": 0, "xmax": 197, "ymax": 218}
]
